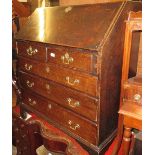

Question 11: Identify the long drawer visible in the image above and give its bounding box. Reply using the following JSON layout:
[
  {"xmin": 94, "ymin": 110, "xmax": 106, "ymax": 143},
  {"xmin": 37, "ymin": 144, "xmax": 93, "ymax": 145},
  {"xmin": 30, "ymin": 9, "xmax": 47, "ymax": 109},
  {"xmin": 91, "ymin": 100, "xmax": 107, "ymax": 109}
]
[
  {"xmin": 19, "ymin": 72, "xmax": 98, "ymax": 121},
  {"xmin": 22, "ymin": 91, "xmax": 98, "ymax": 145},
  {"xmin": 18, "ymin": 58, "xmax": 98, "ymax": 97}
]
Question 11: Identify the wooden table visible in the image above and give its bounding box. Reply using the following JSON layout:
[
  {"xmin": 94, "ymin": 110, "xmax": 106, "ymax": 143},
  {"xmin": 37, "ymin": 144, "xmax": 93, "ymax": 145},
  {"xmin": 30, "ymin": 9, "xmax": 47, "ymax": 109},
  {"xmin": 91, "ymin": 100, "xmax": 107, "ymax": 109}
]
[
  {"xmin": 119, "ymin": 101, "xmax": 142, "ymax": 154},
  {"xmin": 112, "ymin": 11, "xmax": 142, "ymax": 155}
]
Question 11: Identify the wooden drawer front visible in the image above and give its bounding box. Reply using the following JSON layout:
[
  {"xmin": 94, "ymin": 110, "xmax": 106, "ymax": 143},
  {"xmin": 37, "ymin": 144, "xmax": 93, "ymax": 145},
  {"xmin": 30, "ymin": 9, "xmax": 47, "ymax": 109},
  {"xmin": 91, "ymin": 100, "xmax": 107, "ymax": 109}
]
[
  {"xmin": 20, "ymin": 72, "xmax": 98, "ymax": 121},
  {"xmin": 19, "ymin": 58, "xmax": 98, "ymax": 97},
  {"xmin": 47, "ymin": 47, "xmax": 97, "ymax": 74},
  {"xmin": 17, "ymin": 41, "xmax": 46, "ymax": 61},
  {"xmin": 123, "ymin": 84, "xmax": 142, "ymax": 104},
  {"xmin": 22, "ymin": 91, "xmax": 98, "ymax": 145}
]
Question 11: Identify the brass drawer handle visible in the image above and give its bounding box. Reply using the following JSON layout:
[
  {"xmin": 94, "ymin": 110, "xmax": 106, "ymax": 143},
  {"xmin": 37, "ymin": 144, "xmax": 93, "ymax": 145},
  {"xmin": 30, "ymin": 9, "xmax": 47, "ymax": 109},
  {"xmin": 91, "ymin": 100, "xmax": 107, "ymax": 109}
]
[
  {"xmin": 68, "ymin": 120, "xmax": 80, "ymax": 130},
  {"xmin": 26, "ymin": 80, "xmax": 34, "ymax": 88},
  {"xmin": 67, "ymin": 98, "xmax": 80, "ymax": 108},
  {"xmin": 25, "ymin": 64, "xmax": 32, "ymax": 71},
  {"xmin": 28, "ymin": 98, "xmax": 37, "ymax": 105},
  {"xmin": 134, "ymin": 94, "xmax": 141, "ymax": 102},
  {"xmin": 65, "ymin": 76, "xmax": 80, "ymax": 86},
  {"xmin": 61, "ymin": 52, "xmax": 74, "ymax": 64},
  {"xmin": 26, "ymin": 46, "xmax": 38, "ymax": 56}
]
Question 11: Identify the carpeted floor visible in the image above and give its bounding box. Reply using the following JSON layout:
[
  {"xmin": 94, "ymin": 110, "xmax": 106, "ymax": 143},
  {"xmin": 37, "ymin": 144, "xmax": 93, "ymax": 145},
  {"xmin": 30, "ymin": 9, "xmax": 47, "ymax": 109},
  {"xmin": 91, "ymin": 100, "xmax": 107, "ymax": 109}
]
[{"xmin": 12, "ymin": 139, "xmax": 122, "ymax": 155}]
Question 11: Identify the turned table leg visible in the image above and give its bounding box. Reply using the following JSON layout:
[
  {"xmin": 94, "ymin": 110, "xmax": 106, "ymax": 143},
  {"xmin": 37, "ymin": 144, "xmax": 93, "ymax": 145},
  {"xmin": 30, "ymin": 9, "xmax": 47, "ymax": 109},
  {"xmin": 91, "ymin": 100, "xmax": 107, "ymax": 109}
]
[{"xmin": 123, "ymin": 126, "xmax": 132, "ymax": 155}]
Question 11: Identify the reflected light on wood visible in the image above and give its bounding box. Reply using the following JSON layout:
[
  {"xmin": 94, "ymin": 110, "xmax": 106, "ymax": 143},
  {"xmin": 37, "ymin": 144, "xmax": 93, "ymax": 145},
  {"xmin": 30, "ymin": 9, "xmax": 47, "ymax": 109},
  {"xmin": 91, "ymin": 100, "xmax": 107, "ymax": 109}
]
[{"xmin": 38, "ymin": 8, "xmax": 45, "ymax": 41}]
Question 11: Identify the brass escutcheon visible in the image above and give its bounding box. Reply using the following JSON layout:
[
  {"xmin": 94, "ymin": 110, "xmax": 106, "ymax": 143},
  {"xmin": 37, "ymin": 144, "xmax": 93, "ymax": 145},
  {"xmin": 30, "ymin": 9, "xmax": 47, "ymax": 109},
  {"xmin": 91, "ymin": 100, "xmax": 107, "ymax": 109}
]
[
  {"xmin": 45, "ymin": 66, "xmax": 50, "ymax": 73},
  {"xmin": 45, "ymin": 84, "xmax": 50, "ymax": 90},
  {"xmin": 48, "ymin": 104, "xmax": 52, "ymax": 109}
]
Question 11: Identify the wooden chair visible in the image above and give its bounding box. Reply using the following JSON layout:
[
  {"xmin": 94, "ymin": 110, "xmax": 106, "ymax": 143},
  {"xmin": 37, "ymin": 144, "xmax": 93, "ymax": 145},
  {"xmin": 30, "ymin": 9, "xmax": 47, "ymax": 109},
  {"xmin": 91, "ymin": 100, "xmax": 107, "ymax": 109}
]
[{"xmin": 112, "ymin": 11, "xmax": 142, "ymax": 155}]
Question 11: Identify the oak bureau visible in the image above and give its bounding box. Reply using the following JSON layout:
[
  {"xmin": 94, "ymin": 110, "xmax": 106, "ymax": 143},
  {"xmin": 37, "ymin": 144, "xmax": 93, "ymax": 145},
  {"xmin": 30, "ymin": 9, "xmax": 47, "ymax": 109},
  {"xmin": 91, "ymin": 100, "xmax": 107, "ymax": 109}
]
[{"xmin": 15, "ymin": 1, "xmax": 141, "ymax": 154}]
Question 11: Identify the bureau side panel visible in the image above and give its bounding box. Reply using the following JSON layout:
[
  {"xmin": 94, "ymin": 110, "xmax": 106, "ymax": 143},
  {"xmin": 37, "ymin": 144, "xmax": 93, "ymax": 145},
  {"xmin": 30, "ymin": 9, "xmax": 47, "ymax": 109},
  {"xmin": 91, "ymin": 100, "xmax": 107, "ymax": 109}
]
[{"xmin": 98, "ymin": 1, "xmax": 142, "ymax": 145}]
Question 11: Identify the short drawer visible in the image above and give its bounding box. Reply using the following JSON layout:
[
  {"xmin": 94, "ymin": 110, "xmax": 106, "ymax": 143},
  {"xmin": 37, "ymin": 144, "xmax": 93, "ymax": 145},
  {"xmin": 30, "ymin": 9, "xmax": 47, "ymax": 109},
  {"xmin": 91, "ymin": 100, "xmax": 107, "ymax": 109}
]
[
  {"xmin": 19, "ymin": 72, "xmax": 98, "ymax": 121},
  {"xmin": 123, "ymin": 77, "xmax": 142, "ymax": 104},
  {"xmin": 22, "ymin": 91, "xmax": 98, "ymax": 145},
  {"xmin": 17, "ymin": 41, "xmax": 46, "ymax": 61},
  {"xmin": 18, "ymin": 58, "xmax": 98, "ymax": 97},
  {"xmin": 47, "ymin": 46, "xmax": 97, "ymax": 74}
]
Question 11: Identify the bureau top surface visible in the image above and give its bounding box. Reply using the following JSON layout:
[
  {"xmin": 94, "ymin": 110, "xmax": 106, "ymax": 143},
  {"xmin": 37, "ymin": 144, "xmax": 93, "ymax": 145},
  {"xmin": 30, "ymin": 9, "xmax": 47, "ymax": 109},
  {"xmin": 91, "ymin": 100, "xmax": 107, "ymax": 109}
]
[{"xmin": 15, "ymin": 2, "xmax": 125, "ymax": 50}]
